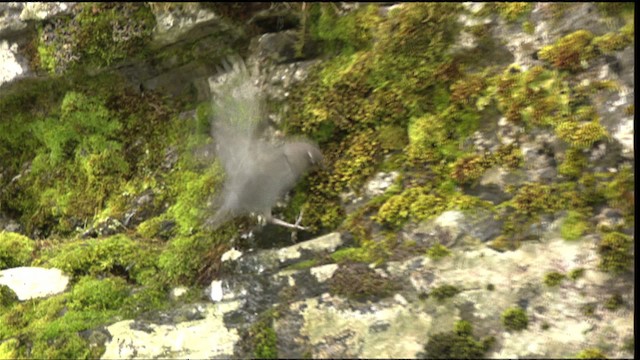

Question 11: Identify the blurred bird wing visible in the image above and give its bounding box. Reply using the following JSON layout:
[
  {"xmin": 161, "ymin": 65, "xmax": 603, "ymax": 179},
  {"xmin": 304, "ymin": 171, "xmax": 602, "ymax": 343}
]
[{"xmin": 211, "ymin": 57, "xmax": 263, "ymax": 137}]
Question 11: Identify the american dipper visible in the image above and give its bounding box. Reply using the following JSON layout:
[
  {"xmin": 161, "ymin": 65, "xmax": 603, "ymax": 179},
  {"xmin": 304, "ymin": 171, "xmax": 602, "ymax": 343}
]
[{"xmin": 206, "ymin": 57, "xmax": 323, "ymax": 231}]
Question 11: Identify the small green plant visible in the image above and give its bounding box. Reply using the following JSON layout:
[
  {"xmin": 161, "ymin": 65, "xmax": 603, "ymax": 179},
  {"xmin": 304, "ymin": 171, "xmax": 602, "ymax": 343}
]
[
  {"xmin": 328, "ymin": 264, "xmax": 398, "ymax": 301},
  {"xmin": 538, "ymin": 30, "xmax": 596, "ymax": 71},
  {"xmin": 576, "ymin": 348, "xmax": 607, "ymax": 359},
  {"xmin": 0, "ymin": 285, "xmax": 19, "ymax": 308},
  {"xmin": 543, "ymin": 271, "xmax": 566, "ymax": 287},
  {"xmin": 501, "ymin": 307, "xmax": 528, "ymax": 331},
  {"xmin": 603, "ymin": 294, "xmax": 624, "ymax": 311},
  {"xmin": 560, "ymin": 211, "xmax": 589, "ymax": 240},
  {"xmin": 568, "ymin": 268, "xmax": 585, "ymax": 280},
  {"xmin": 284, "ymin": 259, "xmax": 319, "ymax": 271},
  {"xmin": 426, "ymin": 243, "xmax": 452, "ymax": 260},
  {"xmin": 248, "ymin": 309, "xmax": 279, "ymax": 359},
  {"xmin": 580, "ymin": 303, "xmax": 597, "ymax": 317},
  {"xmin": 486, "ymin": 284, "xmax": 495, "ymax": 291},
  {"xmin": 430, "ymin": 284, "xmax": 461, "ymax": 302},
  {"xmin": 598, "ymin": 231, "xmax": 633, "ymax": 274},
  {"xmin": 0, "ymin": 232, "xmax": 35, "ymax": 270},
  {"xmin": 423, "ymin": 320, "xmax": 494, "ymax": 359}
]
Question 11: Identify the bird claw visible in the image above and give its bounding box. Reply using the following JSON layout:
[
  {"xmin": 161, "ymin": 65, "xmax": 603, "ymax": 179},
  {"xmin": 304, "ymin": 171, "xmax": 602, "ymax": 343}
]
[{"xmin": 294, "ymin": 209, "xmax": 305, "ymax": 228}]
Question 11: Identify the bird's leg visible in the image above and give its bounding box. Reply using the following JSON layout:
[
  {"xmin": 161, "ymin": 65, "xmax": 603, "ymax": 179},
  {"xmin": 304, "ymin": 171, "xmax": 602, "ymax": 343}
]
[
  {"xmin": 294, "ymin": 209, "xmax": 305, "ymax": 228},
  {"xmin": 268, "ymin": 217, "xmax": 308, "ymax": 231}
]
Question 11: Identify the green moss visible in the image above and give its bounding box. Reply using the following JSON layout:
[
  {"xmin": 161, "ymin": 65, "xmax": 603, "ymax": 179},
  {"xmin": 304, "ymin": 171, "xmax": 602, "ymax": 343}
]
[
  {"xmin": 0, "ymin": 338, "xmax": 20, "ymax": 359},
  {"xmin": 136, "ymin": 214, "xmax": 175, "ymax": 239},
  {"xmin": 68, "ymin": 276, "xmax": 129, "ymax": 311},
  {"xmin": 576, "ymin": 348, "xmax": 608, "ymax": 359},
  {"xmin": 0, "ymin": 285, "xmax": 19, "ymax": 309},
  {"xmin": 330, "ymin": 244, "xmax": 376, "ymax": 265},
  {"xmin": 538, "ymin": 30, "xmax": 596, "ymax": 71},
  {"xmin": 426, "ymin": 243, "xmax": 452, "ymax": 260},
  {"xmin": 593, "ymin": 31, "xmax": 634, "ymax": 54},
  {"xmin": 543, "ymin": 271, "xmax": 566, "ymax": 287},
  {"xmin": 558, "ymin": 148, "xmax": 588, "ymax": 178},
  {"xmin": 158, "ymin": 223, "xmax": 236, "ymax": 285},
  {"xmin": 597, "ymin": 231, "xmax": 633, "ymax": 274},
  {"xmin": 622, "ymin": 337, "xmax": 634, "ymax": 354},
  {"xmin": 38, "ymin": 234, "xmax": 160, "ymax": 285},
  {"xmin": 510, "ymin": 183, "xmax": 561, "ymax": 217},
  {"xmin": 568, "ymin": 268, "xmax": 585, "ymax": 280},
  {"xmin": 501, "ymin": 307, "xmax": 528, "ymax": 331},
  {"xmin": 555, "ymin": 119, "xmax": 608, "ymax": 149},
  {"xmin": 430, "ymin": 284, "xmax": 460, "ymax": 302},
  {"xmin": 423, "ymin": 320, "xmax": 493, "ymax": 359},
  {"xmin": 487, "ymin": 235, "xmax": 520, "ymax": 252},
  {"xmin": 1, "ymin": 84, "xmax": 178, "ymax": 236},
  {"xmin": 450, "ymin": 154, "xmax": 490, "ymax": 184},
  {"xmin": 284, "ymin": 259, "xmax": 319, "ymax": 271},
  {"xmin": 377, "ymin": 124, "xmax": 408, "ymax": 153},
  {"xmin": 307, "ymin": 4, "xmax": 381, "ymax": 54},
  {"xmin": 560, "ymin": 211, "xmax": 589, "ymax": 241},
  {"xmin": 374, "ymin": 186, "xmax": 446, "ymax": 228},
  {"xmin": 284, "ymin": 3, "xmax": 464, "ymax": 231},
  {"xmin": 601, "ymin": 165, "xmax": 634, "ymax": 217},
  {"xmin": 37, "ymin": 3, "xmax": 155, "ymax": 73},
  {"xmin": 494, "ymin": 3, "xmax": 533, "ymax": 22},
  {"xmin": 603, "ymin": 293, "xmax": 624, "ymax": 311},
  {"xmin": 522, "ymin": 21, "xmax": 535, "ymax": 35},
  {"xmin": 580, "ymin": 303, "xmax": 597, "ymax": 317},
  {"xmin": 0, "ymin": 232, "xmax": 35, "ymax": 270},
  {"xmin": 596, "ymin": 2, "xmax": 634, "ymax": 18},
  {"xmin": 328, "ymin": 264, "xmax": 398, "ymax": 301},
  {"xmin": 247, "ymin": 309, "xmax": 279, "ymax": 359},
  {"xmin": 0, "ymin": 290, "xmax": 114, "ymax": 359},
  {"xmin": 166, "ymin": 165, "xmax": 224, "ymax": 235}
]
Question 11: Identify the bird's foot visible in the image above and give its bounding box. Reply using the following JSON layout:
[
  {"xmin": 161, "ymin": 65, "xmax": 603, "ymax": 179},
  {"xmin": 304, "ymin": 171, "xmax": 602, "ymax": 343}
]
[{"xmin": 269, "ymin": 216, "xmax": 308, "ymax": 231}]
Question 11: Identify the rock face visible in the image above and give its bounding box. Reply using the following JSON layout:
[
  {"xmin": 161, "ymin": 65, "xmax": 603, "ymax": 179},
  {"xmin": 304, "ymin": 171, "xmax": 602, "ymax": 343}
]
[
  {"xmin": 99, "ymin": 232, "xmax": 633, "ymax": 358},
  {"xmin": 0, "ymin": 267, "xmax": 69, "ymax": 301},
  {"xmin": 102, "ymin": 302, "xmax": 241, "ymax": 359},
  {"xmin": 0, "ymin": 2, "xmax": 634, "ymax": 359}
]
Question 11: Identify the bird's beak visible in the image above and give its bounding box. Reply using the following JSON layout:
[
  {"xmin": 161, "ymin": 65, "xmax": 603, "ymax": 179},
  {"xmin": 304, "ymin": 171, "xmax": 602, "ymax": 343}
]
[{"xmin": 308, "ymin": 150, "xmax": 325, "ymax": 169}]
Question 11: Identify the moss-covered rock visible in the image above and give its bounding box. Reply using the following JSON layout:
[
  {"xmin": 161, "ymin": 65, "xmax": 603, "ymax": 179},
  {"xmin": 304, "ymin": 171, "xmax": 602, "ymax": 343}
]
[
  {"xmin": 501, "ymin": 307, "xmax": 528, "ymax": 331},
  {"xmin": 543, "ymin": 271, "xmax": 566, "ymax": 287},
  {"xmin": 38, "ymin": 234, "xmax": 160, "ymax": 285},
  {"xmin": 538, "ymin": 30, "xmax": 596, "ymax": 72},
  {"xmin": 37, "ymin": 3, "xmax": 155, "ymax": 74},
  {"xmin": 423, "ymin": 320, "xmax": 494, "ymax": 359},
  {"xmin": 597, "ymin": 231, "xmax": 633, "ymax": 274},
  {"xmin": 328, "ymin": 263, "xmax": 399, "ymax": 301},
  {"xmin": 0, "ymin": 232, "xmax": 35, "ymax": 270}
]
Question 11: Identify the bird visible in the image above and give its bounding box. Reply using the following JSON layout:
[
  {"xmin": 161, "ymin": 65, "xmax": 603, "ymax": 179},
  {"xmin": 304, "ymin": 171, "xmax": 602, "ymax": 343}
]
[{"xmin": 205, "ymin": 56, "xmax": 323, "ymax": 232}]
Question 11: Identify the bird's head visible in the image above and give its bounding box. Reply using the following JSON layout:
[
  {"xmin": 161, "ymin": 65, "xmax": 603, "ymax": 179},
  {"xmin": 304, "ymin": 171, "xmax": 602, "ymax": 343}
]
[{"xmin": 283, "ymin": 141, "xmax": 324, "ymax": 174}]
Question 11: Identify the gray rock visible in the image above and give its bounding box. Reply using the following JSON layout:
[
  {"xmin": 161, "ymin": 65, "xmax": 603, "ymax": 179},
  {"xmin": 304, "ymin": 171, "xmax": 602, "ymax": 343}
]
[
  {"xmin": 0, "ymin": 267, "xmax": 69, "ymax": 301},
  {"xmin": 150, "ymin": 3, "xmax": 219, "ymax": 46},
  {"xmin": 19, "ymin": 2, "xmax": 76, "ymax": 21},
  {"xmin": 406, "ymin": 209, "xmax": 503, "ymax": 247},
  {"xmin": 521, "ymin": 132, "xmax": 561, "ymax": 182},
  {"xmin": 82, "ymin": 217, "xmax": 126, "ymax": 238},
  {"xmin": 0, "ymin": 215, "xmax": 22, "ymax": 233},
  {"xmin": 0, "ymin": 40, "xmax": 28, "ymax": 87},
  {"xmin": 0, "ymin": 3, "xmax": 27, "ymax": 38},
  {"xmin": 102, "ymin": 302, "xmax": 241, "ymax": 359},
  {"xmin": 365, "ymin": 171, "xmax": 400, "ymax": 198}
]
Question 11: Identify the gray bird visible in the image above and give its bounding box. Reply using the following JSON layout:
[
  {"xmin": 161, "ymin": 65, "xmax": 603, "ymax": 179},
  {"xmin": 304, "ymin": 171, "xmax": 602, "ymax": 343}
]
[{"xmin": 206, "ymin": 57, "xmax": 323, "ymax": 231}]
